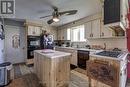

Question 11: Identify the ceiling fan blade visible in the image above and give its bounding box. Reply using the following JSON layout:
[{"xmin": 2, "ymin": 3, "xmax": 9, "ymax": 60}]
[
  {"xmin": 47, "ymin": 19, "xmax": 54, "ymax": 24},
  {"xmin": 40, "ymin": 15, "xmax": 52, "ymax": 19},
  {"xmin": 59, "ymin": 10, "xmax": 78, "ymax": 16}
]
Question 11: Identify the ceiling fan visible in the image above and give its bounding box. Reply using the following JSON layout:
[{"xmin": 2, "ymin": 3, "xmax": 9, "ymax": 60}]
[{"xmin": 40, "ymin": 7, "xmax": 78, "ymax": 24}]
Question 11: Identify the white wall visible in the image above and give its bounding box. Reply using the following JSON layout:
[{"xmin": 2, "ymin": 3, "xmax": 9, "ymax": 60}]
[{"xmin": 88, "ymin": 38, "xmax": 127, "ymax": 50}]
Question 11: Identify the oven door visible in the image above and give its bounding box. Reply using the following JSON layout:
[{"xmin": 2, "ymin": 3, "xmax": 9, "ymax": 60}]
[
  {"xmin": 0, "ymin": 67, "xmax": 5, "ymax": 86},
  {"xmin": 28, "ymin": 36, "xmax": 40, "ymax": 47}
]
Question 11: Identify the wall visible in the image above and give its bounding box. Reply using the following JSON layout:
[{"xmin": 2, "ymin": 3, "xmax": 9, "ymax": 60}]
[
  {"xmin": 58, "ymin": 13, "xmax": 127, "ymax": 51},
  {"xmin": 88, "ymin": 38, "xmax": 127, "ymax": 50},
  {"xmin": 4, "ymin": 19, "xmax": 26, "ymax": 63}
]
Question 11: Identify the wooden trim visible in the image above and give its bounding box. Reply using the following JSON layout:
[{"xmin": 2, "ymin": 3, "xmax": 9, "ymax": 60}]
[
  {"xmin": 24, "ymin": 21, "xmax": 43, "ymax": 27},
  {"xmin": 26, "ymin": 59, "xmax": 34, "ymax": 65},
  {"xmin": 13, "ymin": 62, "xmax": 26, "ymax": 65}
]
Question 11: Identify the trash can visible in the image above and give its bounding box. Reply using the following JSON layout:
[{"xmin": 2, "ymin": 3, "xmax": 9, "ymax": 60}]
[{"xmin": 0, "ymin": 62, "xmax": 12, "ymax": 86}]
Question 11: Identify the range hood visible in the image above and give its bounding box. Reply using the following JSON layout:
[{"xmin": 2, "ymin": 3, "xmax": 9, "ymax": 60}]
[
  {"xmin": 104, "ymin": 0, "xmax": 129, "ymax": 31},
  {"xmin": 105, "ymin": 22, "xmax": 127, "ymax": 31}
]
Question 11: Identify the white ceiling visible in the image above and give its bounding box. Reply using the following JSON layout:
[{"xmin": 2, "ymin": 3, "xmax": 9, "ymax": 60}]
[{"xmin": 15, "ymin": 0, "xmax": 102, "ymax": 26}]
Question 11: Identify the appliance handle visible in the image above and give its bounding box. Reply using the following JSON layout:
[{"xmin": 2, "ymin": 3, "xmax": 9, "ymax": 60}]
[
  {"xmin": 94, "ymin": 60, "xmax": 109, "ymax": 65},
  {"xmin": 127, "ymin": 53, "xmax": 130, "ymax": 63}
]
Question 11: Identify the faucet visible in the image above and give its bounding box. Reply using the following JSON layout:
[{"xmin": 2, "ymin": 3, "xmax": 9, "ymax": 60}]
[
  {"xmin": 71, "ymin": 43, "xmax": 73, "ymax": 47},
  {"xmin": 103, "ymin": 43, "xmax": 106, "ymax": 50},
  {"xmin": 77, "ymin": 45, "xmax": 79, "ymax": 48}
]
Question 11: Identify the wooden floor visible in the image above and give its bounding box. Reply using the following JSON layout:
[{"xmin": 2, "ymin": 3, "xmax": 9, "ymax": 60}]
[{"xmin": 5, "ymin": 64, "xmax": 130, "ymax": 87}]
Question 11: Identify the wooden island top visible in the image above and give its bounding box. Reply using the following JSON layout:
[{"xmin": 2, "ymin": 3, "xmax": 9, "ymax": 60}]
[{"xmin": 34, "ymin": 49, "xmax": 71, "ymax": 87}]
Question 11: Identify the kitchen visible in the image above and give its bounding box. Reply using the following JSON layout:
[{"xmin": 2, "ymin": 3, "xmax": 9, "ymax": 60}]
[{"xmin": 0, "ymin": 0, "xmax": 130, "ymax": 87}]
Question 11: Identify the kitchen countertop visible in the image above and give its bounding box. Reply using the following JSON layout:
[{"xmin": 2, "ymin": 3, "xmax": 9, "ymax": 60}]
[
  {"xmin": 34, "ymin": 49, "xmax": 71, "ymax": 59},
  {"xmin": 55, "ymin": 46, "xmax": 128, "ymax": 61},
  {"xmin": 54, "ymin": 46, "xmax": 103, "ymax": 54},
  {"xmin": 90, "ymin": 52, "xmax": 128, "ymax": 61}
]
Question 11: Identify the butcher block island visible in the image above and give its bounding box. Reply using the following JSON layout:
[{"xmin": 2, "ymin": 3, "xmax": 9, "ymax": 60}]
[{"xmin": 34, "ymin": 49, "xmax": 71, "ymax": 87}]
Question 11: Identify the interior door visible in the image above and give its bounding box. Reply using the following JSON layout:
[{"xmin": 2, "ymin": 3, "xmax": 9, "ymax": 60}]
[{"xmin": 5, "ymin": 25, "xmax": 25, "ymax": 64}]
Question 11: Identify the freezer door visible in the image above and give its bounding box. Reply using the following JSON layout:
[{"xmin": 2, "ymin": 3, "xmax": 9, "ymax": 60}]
[
  {"xmin": 0, "ymin": 39, "xmax": 4, "ymax": 63},
  {"xmin": 0, "ymin": 68, "xmax": 5, "ymax": 86}
]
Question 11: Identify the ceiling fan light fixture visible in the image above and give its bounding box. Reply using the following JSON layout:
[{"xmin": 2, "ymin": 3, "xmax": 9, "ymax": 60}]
[{"xmin": 53, "ymin": 17, "xmax": 60, "ymax": 22}]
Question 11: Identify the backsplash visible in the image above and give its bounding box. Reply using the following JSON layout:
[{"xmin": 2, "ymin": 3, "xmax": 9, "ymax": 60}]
[
  {"xmin": 71, "ymin": 42, "xmax": 88, "ymax": 48},
  {"xmin": 71, "ymin": 38, "xmax": 127, "ymax": 51}
]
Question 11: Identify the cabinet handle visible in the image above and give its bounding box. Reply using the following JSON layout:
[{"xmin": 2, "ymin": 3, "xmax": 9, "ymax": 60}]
[
  {"xmin": 33, "ymin": 31, "xmax": 35, "ymax": 34},
  {"xmin": 90, "ymin": 34, "xmax": 91, "ymax": 37},
  {"xmin": 102, "ymin": 32, "xmax": 104, "ymax": 36},
  {"xmin": 91, "ymin": 33, "xmax": 93, "ymax": 37}
]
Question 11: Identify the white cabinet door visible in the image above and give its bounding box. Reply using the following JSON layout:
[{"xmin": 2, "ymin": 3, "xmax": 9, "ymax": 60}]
[
  {"xmin": 63, "ymin": 29, "xmax": 67, "ymax": 40},
  {"xmin": 100, "ymin": 20, "xmax": 115, "ymax": 38},
  {"xmin": 28, "ymin": 26, "xmax": 41, "ymax": 36},
  {"xmin": 34, "ymin": 27, "xmax": 41, "ymax": 36},
  {"xmin": 85, "ymin": 22, "xmax": 92, "ymax": 39},
  {"xmin": 61, "ymin": 29, "xmax": 65, "ymax": 40},
  {"xmin": 50, "ymin": 29, "xmax": 57, "ymax": 40},
  {"xmin": 57, "ymin": 29, "xmax": 61, "ymax": 40},
  {"xmin": 101, "ymin": 26, "xmax": 114, "ymax": 38},
  {"xmin": 28, "ymin": 26, "xmax": 35, "ymax": 35},
  {"xmin": 91, "ymin": 19, "xmax": 101, "ymax": 38},
  {"xmin": 58, "ymin": 29, "xmax": 65, "ymax": 40}
]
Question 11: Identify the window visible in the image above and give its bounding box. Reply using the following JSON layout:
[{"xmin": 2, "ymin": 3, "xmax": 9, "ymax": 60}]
[
  {"xmin": 67, "ymin": 25, "xmax": 86, "ymax": 42},
  {"xmin": 67, "ymin": 28, "xmax": 71, "ymax": 40}
]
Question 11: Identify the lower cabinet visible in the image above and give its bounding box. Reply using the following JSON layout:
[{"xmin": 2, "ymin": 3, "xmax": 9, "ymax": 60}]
[{"xmin": 55, "ymin": 47, "xmax": 77, "ymax": 66}]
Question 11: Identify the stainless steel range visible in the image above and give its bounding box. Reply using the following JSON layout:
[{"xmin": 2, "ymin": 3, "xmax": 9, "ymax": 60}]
[{"xmin": 96, "ymin": 51, "xmax": 123, "ymax": 58}]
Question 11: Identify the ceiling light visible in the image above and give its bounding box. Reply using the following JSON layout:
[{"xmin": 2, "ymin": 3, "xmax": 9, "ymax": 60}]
[{"xmin": 53, "ymin": 17, "xmax": 60, "ymax": 22}]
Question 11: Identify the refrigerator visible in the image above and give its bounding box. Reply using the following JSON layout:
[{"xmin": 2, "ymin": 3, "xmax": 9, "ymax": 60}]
[
  {"xmin": 0, "ymin": 23, "xmax": 5, "ymax": 63},
  {"xmin": 40, "ymin": 33, "xmax": 54, "ymax": 49}
]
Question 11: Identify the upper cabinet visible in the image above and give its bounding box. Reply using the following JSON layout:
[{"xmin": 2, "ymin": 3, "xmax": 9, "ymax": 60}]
[
  {"xmin": 85, "ymin": 19, "xmax": 101, "ymax": 39},
  {"xmin": 84, "ymin": 22, "xmax": 92, "ymax": 38},
  {"xmin": 100, "ymin": 20, "xmax": 115, "ymax": 38},
  {"xmin": 91, "ymin": 19, "xmax": 101, "ymax": 38},
  {"xmin": 104, "ymin": 0, "xmax": 129, "ymax": 30},
  {"xmin": 57, "ymin": 29, "xmax": 67, "ymax": 40},
  {"xmin": 84, "ymin": 18, "xmax": 118, "ymax": 39},
  {"xmin": 27, "ymin": 26, "xmax": 41, "ymax": 36}
]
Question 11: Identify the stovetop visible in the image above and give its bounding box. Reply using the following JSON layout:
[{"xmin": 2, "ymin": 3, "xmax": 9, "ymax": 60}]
[{"xmin": 95, "ymin": 51, "xmax": 123, "ymax": 58}]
